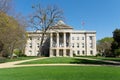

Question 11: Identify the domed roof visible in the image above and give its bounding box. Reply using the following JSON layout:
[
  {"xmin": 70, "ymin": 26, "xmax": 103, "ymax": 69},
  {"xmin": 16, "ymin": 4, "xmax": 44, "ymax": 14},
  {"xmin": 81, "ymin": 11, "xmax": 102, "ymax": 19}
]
[
  {"xmin": 57, "ymin": 20, "xmax": 66, "ymax": 25},
  {"xmin": 50, "ymin": 20, "xmax": 73, "ymax": 29}
]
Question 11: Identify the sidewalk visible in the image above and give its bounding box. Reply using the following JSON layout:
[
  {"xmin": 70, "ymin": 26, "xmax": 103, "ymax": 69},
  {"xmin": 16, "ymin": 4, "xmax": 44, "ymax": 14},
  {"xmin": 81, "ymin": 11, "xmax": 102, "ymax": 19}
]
[{"xmin": 0, "ymin": 57, "xmax": 47, "ymax": 68}]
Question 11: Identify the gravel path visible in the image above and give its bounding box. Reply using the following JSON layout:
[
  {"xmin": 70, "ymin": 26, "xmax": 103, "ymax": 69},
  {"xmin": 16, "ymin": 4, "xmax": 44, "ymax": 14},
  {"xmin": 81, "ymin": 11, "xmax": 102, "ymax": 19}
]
[{"xmin": 0, "ymin": 57, "xmax": 120, "ymax": 69}]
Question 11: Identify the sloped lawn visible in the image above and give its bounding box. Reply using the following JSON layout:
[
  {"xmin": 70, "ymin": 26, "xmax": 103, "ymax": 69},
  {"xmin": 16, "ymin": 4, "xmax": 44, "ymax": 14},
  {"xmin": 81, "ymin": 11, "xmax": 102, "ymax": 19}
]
[{"xmin": 19, "ymin": 57, "xmax": 118, "ymax": 65}]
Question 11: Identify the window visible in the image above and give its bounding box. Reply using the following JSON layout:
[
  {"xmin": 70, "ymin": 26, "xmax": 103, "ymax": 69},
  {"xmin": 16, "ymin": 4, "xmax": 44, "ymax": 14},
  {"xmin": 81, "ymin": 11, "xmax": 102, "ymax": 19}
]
[
  {"xmin": 77, "ymin": 37, "xmax": 79, "ymax": 40},
  {"xmin": 77, "ymin": 50, "xmax": 80, "ymax": 55},
  {"xmin": 72, "ymin": 37, "xmax": 74, "ymax": 40},
  {"xmin": 72, "ymin": 43, "xmax": 74, "ymax": 48},
  {"xmin": 82, "ymin": 37, "xmax": 84, "ymax": 40},
  {"xmin": 29, "ymin": 43, "xmax": 32, "ymax": 48},
  {"xmin": 77, "ymin": 43, "xmax": 79, "ymax": 48},
  {"xmin": 90, "ymin": 43, "xmax": 93, "ymax": 48},
  {"xmin": 90, "ymin": 50, "xmax": 93, "ymax": 55},
  {"xmin": 29, "ymin": 37, "xmax": 32, "ymax": 40},
  {"xmin": 37, "ymin": 43, "xmax": 39, "ymax": 48},
  {"xmin": 29, "ymin": 50, "xmax": 32, "ymax": 54},
  {"xmin": 82, "ymin": 43, "xmax": 84, "ymax": 48},
  {"xmin": 82, "ymin": 50, "xmax": 85, "ymax": 55},
  {"xmin": 29, "ymin": 50, "xmax": 32, "ymax": 52},
  {"xmin": 89, "ymin": 36, "xmax": 92, "ymax": 40}
]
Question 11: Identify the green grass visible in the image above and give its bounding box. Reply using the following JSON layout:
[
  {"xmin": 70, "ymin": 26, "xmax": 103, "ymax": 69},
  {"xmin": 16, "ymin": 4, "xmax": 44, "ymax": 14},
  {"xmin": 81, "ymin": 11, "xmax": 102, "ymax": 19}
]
[
  {"xmin": 0, "ymin": 57, "xmax": 39, "ymax": 63},
  {"xmin": 19, "ymin": 57, "xmax": 118, "ymax": 65},
  {"xmin": 0, "ymin": 66, "xmax": 120, "ymax": 80},
  {"xmin": 77, "ymin": 56, "xmax": 120, "ymax": 62}
]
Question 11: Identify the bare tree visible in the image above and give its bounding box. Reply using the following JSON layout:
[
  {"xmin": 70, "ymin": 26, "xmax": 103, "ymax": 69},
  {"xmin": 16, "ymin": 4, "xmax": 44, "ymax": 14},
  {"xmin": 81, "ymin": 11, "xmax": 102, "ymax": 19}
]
[
  {"xmin": 30, "ymin": 4, "xmax": 64, "ymax": 56},
  {"xmin": 0, "ymin": 0, "xmax": 13, "ymax": 13}
]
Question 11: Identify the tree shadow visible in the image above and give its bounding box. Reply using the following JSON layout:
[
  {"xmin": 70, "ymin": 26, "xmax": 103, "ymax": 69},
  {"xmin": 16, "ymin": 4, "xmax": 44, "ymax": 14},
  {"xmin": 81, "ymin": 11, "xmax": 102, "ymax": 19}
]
[{"xmin": 70, "ymin": 58, "xmax": 120, "ymax": 65}]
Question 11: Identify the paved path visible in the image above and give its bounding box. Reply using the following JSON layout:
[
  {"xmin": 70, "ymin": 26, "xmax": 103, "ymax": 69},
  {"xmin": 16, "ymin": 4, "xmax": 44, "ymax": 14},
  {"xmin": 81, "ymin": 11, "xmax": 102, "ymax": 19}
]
[
  {"xmin": 0, "ymin": 57, "xmax": 120, "ymax": 69},
  {"xmin": 0, "ymin": 57, "xmax": 47, "ymax": 68}
]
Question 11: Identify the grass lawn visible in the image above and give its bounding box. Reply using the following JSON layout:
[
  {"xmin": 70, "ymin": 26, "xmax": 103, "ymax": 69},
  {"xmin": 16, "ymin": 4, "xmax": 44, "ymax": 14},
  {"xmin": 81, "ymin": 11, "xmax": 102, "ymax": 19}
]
[
  {"xmin": 78, "ymin": 56, "xmax": 120, "ymax": 62},
  {"xmin": 19, "ymin": 57, "xmax": 117, "ymax": 65},
  {"xmin": 0, "ymin": 66, "xmax": 120, "ymax": 80},
  {"xmin": 0, "ymin": 57, "xmax": 39, "ymax": 63}
]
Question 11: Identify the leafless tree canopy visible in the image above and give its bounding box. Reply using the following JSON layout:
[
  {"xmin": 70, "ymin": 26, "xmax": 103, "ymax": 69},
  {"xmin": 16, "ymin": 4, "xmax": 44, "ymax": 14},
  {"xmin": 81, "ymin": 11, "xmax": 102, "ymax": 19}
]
[
  {"xmin": 30, "ymin": 4, "xmax": 64, "ymax": 31},
  {"xmin": 0, "ymin": 0, "xmax": 13, "ymax": 13},
  {"xmin": 30, "ymin": 4, "xmax": 64, "ymax": 56}
]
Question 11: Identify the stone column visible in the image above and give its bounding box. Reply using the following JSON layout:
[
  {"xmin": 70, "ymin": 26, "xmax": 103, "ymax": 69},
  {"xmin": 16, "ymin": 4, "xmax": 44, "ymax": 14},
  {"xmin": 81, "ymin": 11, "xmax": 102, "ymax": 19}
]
[
  {"xmin": 70, "ymin": 49, "xmax": 73, "ymax": 57},
  {"xmin": 69, "ymin": 33, "xmax": 73, "ymax": 57},
  {"xmin": 64, "ymin": 32, "xmax": 66, "ymax": 48},
  {"xmin": 93, "ymin": 36, "xmax": 96, "ymax": 55},
  {"xmin": 56, "ymin": 49, "xmax": 59, "ymax": 57},
  {"xmin": 50, "ymin": 49, "xmax": 53, "ymax": 57},
  {"xmin": 85, "ymin": 33, "xmax": 87, "ymax": 56},
  {"xmin": 63, "ymin": 49, "xmax": 66, "ymax": 57},
  {"xmin": 50, "ymin": 33, "xmax": 53, "ymax": 47},
  {"xmin": 57, "ymin": 33, "xmax": 59, "ymax": 47}
]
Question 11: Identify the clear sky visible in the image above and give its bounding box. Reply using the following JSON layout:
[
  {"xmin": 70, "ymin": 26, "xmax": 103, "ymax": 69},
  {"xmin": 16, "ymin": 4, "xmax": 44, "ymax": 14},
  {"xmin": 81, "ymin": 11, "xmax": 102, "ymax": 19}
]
[{"xmin": 13, "ymin": 0, "xmax": 120, "ymax": 40}]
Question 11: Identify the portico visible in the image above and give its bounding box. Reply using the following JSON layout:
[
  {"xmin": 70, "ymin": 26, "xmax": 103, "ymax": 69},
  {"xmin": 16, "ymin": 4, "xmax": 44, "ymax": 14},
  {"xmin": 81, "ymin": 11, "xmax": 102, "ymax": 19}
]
[{"xmin": 50, "ymin": 32, "xmax": 73, "ymax": 57}]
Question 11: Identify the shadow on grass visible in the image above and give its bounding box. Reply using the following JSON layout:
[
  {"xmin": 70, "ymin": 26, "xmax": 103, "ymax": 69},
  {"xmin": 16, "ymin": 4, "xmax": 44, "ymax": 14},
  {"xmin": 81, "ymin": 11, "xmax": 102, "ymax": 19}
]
[{"xmin": 70, "ymin": 58, "xmax": 120, "ymax": 65}]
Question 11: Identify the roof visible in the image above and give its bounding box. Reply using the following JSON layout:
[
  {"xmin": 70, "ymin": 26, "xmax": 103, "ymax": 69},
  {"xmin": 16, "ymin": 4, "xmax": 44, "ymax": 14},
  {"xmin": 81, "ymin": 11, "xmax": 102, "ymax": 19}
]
[{"xmin": 50, "ymin": 20, "xmax": 73, "ymax": 29}]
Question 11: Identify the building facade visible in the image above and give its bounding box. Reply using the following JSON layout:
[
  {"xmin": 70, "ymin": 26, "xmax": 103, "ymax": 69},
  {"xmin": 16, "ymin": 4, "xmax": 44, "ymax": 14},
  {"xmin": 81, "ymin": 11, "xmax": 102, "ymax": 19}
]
[{"xmin": 25, "ymin": 21, "xmax": 96, "ymax": 57}]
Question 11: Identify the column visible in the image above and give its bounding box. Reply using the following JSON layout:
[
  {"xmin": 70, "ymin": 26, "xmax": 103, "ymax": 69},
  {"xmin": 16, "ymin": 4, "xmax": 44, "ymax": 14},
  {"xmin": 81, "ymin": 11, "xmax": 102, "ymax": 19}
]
[
  {"xmin": 56, "ymin": 49, "xmax": 59, "ymax": 57},
  {"xmin": 50, "ymin": 49, "xmax": 53, "ymax": 57},
  {"xmin": 64, "ymin": 32, "xmax": 66, "ymax": 48},
  {"xmin": 50, "ymin": 33, "xmax": 53, "ymax": 47},
  {"xmin": 70, "ymin": 49, "xmax": 73, "ymax": 57},
  {"xmin": 57, "ymin": 33, "xmax": 59, "ymax": 47},
  {"xmin": 69, "ymin": 33, "xmax": 73, "ymax": 57},
  {"xmin": 93, "ymin": 36, "xmax": 96, "ymax": 55},
  {"xmin": 63, "ymin": 49, "xmax": 66, "ymax": 57},
  {"xmin": 69, "ymin": 33, "xmax": 72, "ymax": 48},
  {"xmin": 85, "ymin": 33, "xmax": 87, "ymax": 56}
]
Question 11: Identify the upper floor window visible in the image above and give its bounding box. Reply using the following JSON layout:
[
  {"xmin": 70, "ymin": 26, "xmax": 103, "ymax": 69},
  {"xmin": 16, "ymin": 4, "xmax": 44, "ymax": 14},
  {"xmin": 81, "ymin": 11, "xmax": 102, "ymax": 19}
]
[
  {"xmin": 82, "ymin": 37, "xmax": 84, "ymax": 40},
  {"xmin": 72, "ymin": 37, "xmax": 74, "ymax": 40},
  {"xmin": 82, "ymin": 43, "xmax": 84, "ymax": 48},
  {"xmin": 77, "ymin": 43, "xmax": 79, "ymax": 48},
  {"xmin": 72, "ymin": 43, "xmax": 74, "ymax": 48},
  {"xmin": 37, "ymin": 43, "xmax": 39, "ymax": 48},
  {"xmin": 29, "ymin": 43, "xmax": 32, "ymax": 48},
  {"xmin": 29, "ymin": 37, "xmax": 32, "ymax": 40},
  {"xmin": 89, "ymin": 36, "xmax": 92, "ymax": 40},
  {"xmin": 90, "ymin": 43, "xmax": 93, "ymax": 48},
  {"xmin": 77, "ymin": 37, "xmax": 79, "ymax": 40}
]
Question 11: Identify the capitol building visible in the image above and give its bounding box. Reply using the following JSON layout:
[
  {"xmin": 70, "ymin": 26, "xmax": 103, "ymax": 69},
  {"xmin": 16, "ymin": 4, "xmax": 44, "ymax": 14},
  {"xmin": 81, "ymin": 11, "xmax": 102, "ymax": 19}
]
[{"xmin": 25, "ymin": 21, "xmax": 96, "ymax": 57}]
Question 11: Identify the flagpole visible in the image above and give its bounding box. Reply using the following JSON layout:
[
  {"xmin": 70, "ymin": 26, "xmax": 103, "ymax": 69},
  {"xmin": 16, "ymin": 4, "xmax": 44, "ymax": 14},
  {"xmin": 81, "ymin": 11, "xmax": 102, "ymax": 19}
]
[{"xmin": 81, "ymin": 21, "xmax": 85, "ymax": 30}]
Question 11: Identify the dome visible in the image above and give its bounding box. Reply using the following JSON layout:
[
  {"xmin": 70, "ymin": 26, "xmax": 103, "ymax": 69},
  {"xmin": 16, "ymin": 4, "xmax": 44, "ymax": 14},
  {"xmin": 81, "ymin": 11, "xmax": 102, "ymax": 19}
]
[{"xmin": 57, "ymin": 20, "xmax": 65, "ymax": 25}]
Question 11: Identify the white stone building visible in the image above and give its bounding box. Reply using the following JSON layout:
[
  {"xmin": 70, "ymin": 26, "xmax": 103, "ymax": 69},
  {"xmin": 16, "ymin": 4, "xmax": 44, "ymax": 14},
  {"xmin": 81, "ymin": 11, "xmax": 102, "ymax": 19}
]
[{"xmin": 25, "ymin": 21, "xmax": 96, "ymax": 57}]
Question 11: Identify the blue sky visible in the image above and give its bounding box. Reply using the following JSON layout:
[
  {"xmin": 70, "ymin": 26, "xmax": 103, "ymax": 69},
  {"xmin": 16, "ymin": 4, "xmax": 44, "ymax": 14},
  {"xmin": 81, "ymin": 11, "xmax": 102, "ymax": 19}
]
[{"xmin": 13, "ymin": 0, "xmax": 120, "ymax": 40}]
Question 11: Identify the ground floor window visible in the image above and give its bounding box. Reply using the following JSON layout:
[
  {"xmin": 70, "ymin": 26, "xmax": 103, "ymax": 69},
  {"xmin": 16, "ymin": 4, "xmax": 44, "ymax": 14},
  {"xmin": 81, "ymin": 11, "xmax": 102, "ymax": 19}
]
[
  {"xmin": 77, "ymin": 50, "xmax": 80, "ymax": 55},
  {"xmin": 66, "ymin": 50, "xmax": 70, "ymax": 56},
  {"xmin": 53, "ymin": 50, "xmax": 56, "ymax": 56},
  {"xmin": 82, "ymin": 50, "xmax": 85, "ymax": 55},
  {"xmin": 59, "ymin": 49, "xmax": 63, "ymax": 56},
  {"xmin": 90, "ymin": 50, "xmax": 93, "ymax": 55}
]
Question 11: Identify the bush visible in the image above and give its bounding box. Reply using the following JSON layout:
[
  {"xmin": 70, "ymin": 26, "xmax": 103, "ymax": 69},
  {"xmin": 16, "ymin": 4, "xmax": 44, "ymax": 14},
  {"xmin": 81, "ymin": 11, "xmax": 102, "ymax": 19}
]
[
  {"xmin": 115, "ymin": 48, "xmax": 120, "ymax": 57},
  {"xmin": 96, "ymin": 53, "xmax": 102, "ymax": 57}
]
